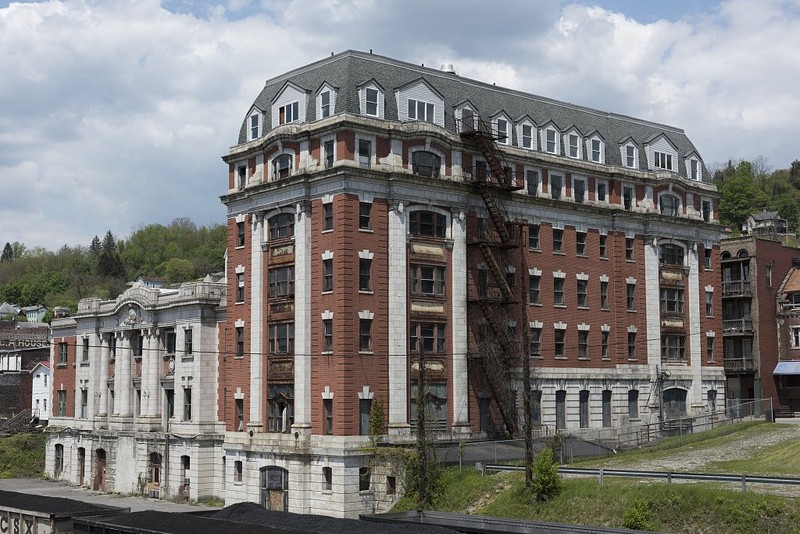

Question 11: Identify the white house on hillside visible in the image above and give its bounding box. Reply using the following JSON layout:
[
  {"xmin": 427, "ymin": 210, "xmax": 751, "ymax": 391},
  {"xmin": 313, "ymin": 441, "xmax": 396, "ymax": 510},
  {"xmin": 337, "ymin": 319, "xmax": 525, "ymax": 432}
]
[{"xmin": 31, "ymin": 361, "xmax": 51, "ymax": 422}]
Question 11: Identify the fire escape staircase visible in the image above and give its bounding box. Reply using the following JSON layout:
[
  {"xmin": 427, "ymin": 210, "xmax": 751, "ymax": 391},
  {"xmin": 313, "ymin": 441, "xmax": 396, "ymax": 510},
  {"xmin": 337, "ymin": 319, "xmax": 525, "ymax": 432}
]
[{"xmin": 459, "ymin": 117, "xmax": 530, "ymax": 437}]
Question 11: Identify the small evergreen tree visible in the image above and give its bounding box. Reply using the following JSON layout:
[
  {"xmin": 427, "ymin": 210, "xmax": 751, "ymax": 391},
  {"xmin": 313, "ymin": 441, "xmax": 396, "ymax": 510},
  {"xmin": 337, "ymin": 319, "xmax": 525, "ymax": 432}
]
[
  {"xmin": 1, "ymin": 242, "xmax": 13, "ymax": 262},
  {"xmin": 531, "ymin": 447, "xmax": 563, "ymax": 502}
]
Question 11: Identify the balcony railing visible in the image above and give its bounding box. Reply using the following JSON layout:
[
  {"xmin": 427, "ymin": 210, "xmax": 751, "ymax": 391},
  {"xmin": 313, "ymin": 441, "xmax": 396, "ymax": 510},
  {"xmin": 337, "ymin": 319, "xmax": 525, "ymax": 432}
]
[
  {"xmin": 722, "ymin": 280, "xmax": 752, "ymax": 296},
  {"xmin": 723, "ymin": 319, "xmax": 753, "ymax": 333},
  {"xmin": 724, "ymin": 358, "xmax": 755, "ymax": 372}
]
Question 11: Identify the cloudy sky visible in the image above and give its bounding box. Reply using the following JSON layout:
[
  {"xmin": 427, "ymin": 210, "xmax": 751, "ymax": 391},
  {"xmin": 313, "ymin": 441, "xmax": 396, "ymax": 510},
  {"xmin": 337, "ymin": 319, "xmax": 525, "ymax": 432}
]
[{"xmin": 1, "ymin": 0, "xmax": 798, "ymax": 251}]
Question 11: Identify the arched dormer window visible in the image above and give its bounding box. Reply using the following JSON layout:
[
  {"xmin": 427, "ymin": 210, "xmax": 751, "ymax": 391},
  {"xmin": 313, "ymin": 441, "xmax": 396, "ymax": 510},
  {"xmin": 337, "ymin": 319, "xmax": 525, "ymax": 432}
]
[
  {"xmin": 621, "ymin": 142, "xmax": 638, "ymax": 169},
  {"xmin": 411, "ymin": 150, "xmax": 442, "ymax": 178},
  {"xmin": 408, "ymin": 210, "xmax": 448, "ymax": 238},
  {"xmin": 271, "ymin": 153, "xmax": 293, "ymax": 181},
  {"xmin": 456, "ymin": 105, "xmax": 477, "ymax": 133},
  {"xmin": 248, "ymin": 110, "xmax": 262, "ymax": 141},
  {"xmin": 686, "ymin": 156, "xmax": 702, "ymax": 181},
  {"xmin": 659, "ymin": 193, "xmax": 681, "ymax": 216},
  {"xmin": 659, "ymin": 243, "xmax": 685, "ymax": 266},
  {"xmin": 316, "ymin": 84, "xmax": 337, "ymax": 120},
  {"xmin": 267, "ymin": 212, "xmax": 295, "ymax": 240}
]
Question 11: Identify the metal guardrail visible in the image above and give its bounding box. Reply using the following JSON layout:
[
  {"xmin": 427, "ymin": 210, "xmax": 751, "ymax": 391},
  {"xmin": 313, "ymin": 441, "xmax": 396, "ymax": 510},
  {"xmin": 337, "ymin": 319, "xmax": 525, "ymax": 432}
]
[{"xmin": 482, "ymin": 464, "xmax": 800, "ymax": 491}]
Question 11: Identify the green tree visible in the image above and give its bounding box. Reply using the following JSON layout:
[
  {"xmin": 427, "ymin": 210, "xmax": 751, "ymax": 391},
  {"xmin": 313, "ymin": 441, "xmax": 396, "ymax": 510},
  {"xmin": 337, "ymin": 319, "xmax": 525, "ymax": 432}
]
[
  {"xmin": 715, "ymin": 160, "xmax": 769, "ymax": 232},
  {"xmin": 531, "ymin": 447, "xmax": 563, "ymax": 502},
  {"xmin": 1, "ymin": 243, "xmax": 12, "ymax": 262},
  {"xmin": 163, "ymin": 258, "xmax": 194, "ymax": 283}
]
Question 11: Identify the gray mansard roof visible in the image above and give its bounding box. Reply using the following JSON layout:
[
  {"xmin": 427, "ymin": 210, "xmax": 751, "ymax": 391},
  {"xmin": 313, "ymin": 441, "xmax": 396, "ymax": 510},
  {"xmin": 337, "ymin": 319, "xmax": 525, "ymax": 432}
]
[{"xmin": 238, "ymin": 50, "xmax": 708, "ymax": 182}]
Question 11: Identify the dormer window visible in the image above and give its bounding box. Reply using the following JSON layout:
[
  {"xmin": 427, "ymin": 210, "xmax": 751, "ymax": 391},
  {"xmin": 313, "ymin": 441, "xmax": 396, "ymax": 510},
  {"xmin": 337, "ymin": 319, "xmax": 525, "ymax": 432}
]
[
  {"xmin": 519, "ymin": 123, "xmax": 534, "ymax": 149},
  {"xmin": 365, "ymin": 88, "xmax": 379, "ymax": 116},
  {"xmin": 688, "ymin": 158, "xmax": 702, "ymax": 181},
  {"xmin": 279, "ymin": 102, "xmax": 299, "ymax": 125},
  {"xmin": 458, "ymin": 107, "xmax": 476, "ymax": 133},
  {"xmin": 320, "ymin": 91, "xmax": 331, "ymax": 118},
  {"xmin": 494, "ymin": 117, "xmax": 509, "ymax": 144},
  {"xmin": 653, "ymin": 151, "xmax": 673, "ymax": 171},
  {"xmin": 623, "ymin": 144, "xmax": 637, "ymax": 168},
  {"xmin": 249, "ymin": 112, "xmax": 261, "ymax": 141},
  {"xmin": 408, "ymin": 99, "xmax": 435, "ymax": 123},
  {"xmin": 544, "ymin": 128, "xmax": 558, "ymax": 154},
  {"xmin": 567, "ymin": 133, "xmax": 581, "ymax": 158},
  {"xmin": 659, "ymin": 193, "xmax": 680, "ymax": 216},
  {"xmin": 589, "ymin": 138, "xmax": 603, "ymax": 163}
]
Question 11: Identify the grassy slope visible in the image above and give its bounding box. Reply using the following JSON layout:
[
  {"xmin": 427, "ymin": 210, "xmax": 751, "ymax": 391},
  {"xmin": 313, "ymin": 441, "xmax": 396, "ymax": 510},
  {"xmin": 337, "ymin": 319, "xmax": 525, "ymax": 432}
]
[
  {"xmin": 0, "ymin": 433, "xmax": 46, "ymax": 478},
  {"xmin": 394, "ymin": 422, "xmax": 800, "ymax": 533}
]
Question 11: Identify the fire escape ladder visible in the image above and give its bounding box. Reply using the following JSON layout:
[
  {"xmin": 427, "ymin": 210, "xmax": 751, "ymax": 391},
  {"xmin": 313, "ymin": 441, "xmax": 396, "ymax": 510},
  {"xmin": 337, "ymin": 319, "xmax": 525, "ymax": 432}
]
[
  {"xmin": 478, "ymin": 243, "xmax": 514, "ymax": 302},
  {"xmin": 477, "ymin": 185, "xmax": 512, "ymax": 244}
]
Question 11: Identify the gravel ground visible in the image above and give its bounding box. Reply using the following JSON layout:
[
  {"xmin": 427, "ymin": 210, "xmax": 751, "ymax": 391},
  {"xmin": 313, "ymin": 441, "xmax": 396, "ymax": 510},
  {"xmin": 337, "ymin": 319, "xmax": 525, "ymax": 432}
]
[{"xmin": 593, "ymin": 422, "xmax": 800, "ymax": 497}]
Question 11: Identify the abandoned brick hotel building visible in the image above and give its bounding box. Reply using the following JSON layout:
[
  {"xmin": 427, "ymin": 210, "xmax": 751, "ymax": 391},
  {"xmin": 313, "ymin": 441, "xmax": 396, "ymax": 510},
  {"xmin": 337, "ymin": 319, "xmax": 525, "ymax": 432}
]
[{"xmin": 46, "ymin": 50, "xmax": 725, "ymax": 516}]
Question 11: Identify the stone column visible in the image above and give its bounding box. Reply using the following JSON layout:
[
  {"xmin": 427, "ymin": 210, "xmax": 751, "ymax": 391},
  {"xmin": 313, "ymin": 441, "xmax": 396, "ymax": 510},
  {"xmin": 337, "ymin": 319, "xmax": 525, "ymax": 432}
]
[
  {"xmin": 249, "ymin": 213, "xmax": 264, "ymax": 431},
  {"xmin": 116, "ymin": 332, "xmax": 133, "ymax": 417},
  {"xmin": 144, "ymin": 329, "xmax": 160, "ymax": 418},
  {"xmin": 94, "ymin": 332, "xmax": 107, "ymax": 419},
  {"xmin": 450, "ymin": 212, "xmax": 470, "ymax": 433},
  {"xmin": 688, "ymin": 243, "xmax": 704, "ymax": 412},
  {"xmin": 388, "ymin": 202, "xmax": 410, "ymax": 435},
  {"xmin": 293, "ymin": 202, "xmax": 312, "ymax": 434}
]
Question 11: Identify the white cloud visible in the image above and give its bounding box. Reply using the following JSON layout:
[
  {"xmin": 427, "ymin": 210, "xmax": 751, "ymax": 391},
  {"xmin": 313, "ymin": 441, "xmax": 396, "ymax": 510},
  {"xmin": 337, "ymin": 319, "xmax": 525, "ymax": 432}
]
[{"xmin": 0, "ymin": 0, "xmax": 799, "ymax": 251}]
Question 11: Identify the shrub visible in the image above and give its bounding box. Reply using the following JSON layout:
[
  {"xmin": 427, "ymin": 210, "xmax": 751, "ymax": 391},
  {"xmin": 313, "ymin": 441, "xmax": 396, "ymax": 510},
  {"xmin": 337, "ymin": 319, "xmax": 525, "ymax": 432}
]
[
  {"xmin": 623, "ymin": 499, "xmax": 654, "ymax": 531},
  {"xmin": 531, "ymin": 447, "xmax": 562, "ymax": 502}
]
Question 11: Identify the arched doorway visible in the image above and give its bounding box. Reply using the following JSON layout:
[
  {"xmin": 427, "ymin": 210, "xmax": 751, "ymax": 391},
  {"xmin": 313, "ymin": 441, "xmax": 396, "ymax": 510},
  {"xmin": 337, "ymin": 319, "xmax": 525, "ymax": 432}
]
[
  {"xmin": 93, "ymin": 449, "xmax": 107, "ymax": 491},
  {"xmin": 260, "ymin": 466, "xmax": 288, "ymax": 511},
  {"xmin": 663, "ymin": 388, "xmax": 687, "ymax": 420}
]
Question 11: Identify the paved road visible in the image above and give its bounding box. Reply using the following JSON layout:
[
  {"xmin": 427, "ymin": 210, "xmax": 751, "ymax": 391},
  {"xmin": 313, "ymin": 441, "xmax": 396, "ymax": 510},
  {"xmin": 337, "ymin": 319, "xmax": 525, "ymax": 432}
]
[{"xmin": 0, "ymin": 477, "xmax": 216, "ymax": 513}]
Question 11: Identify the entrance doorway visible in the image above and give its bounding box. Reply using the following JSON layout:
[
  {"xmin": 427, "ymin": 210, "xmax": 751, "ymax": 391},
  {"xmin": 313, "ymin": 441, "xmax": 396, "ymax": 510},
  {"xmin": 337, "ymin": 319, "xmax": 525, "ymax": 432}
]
[{"xmin": 260, "ymin": 466, "xmax": 288, "ymax": 511}]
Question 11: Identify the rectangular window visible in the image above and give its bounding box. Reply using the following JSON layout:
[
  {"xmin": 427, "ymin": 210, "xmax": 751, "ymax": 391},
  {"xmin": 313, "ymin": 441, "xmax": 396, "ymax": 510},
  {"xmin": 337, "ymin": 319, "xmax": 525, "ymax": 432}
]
[
  {"xmin": 323, "ymin": 203, "xmax": 333, "ymax": 231},
  {"xmin": 249, "ymin": 114, "xmax": 259, "ymax": 139},
  {"xmin": 236, "ymin": 273, "xmax": 245, "ymax": 303},
  {"xmin": 320, "ymin": 91, "xmax": 331, "ymax": 118},
  {"xmin": 359, "ymin": 258, "xmax": 372, "ymax": 292},
  {"xmin": 556, "ymin": 390, "xmax": 566, "ymax": 429},
  {"xmin": 165, "ymin": 331, "xmax": 176, "ymax": 355},
  {"xmin": 550, "ymin": 175, "xmax": 563, "ymax": 200},
  {"xmin": 602, "ymin": 390, "xmax": 612, "ymax": 427},
  {"xmin": 323, "ymin": 259, "xmax": 333, "ymax": 292},
  {"xmin": 268, "ymin": 322, "xmax": 295, "ymax": 354},
  {"xmin": 387, "ymin": 476, "xmax": 396, "ymax": 495},
  {"xmin": 268, "ymin": 266, "xmax": 294, "ymax": 298},
  {"xmin": 576, "ymin": 231, "xmax": 586, "ymax": 255},
  {"xmin": 554, "ymin": 329, "xmax": 565, "ymax": 358},
  {"xmin": 627, "ymin": 332, "xmax": 637, "ymax": 360},
  {"xmin": 529, "ymin": 274, "xmax": 541, "ymax": 305},
  {"xmin": 573, "ymin": 179, "xmax": 586, "ymax": 203},
  {"xmin": 82, "ymin": 338, "xmax": 89, "ymax": 362},
  {"xmin": 323, "ymin": 401, "xmax": 333, "ymax": 435},
  {"xmin": 531, "ymin": 390, "xmax": 542, "ymax": 426},
  {"xmin": 358, "ymin": 139, "xmax": 371, "ymax": 168},
  {"xmin": 660, "ymin": 288, "xmax": 684, "ymax": 314},
  {"xmin": 705, "ymin": 291, "xmax": 714, "ymax": 317},
  {"xmin": 80, "ymin": 390, "xmax": 88, "ymax": 418},
  {"xmin": 234, "ymin": 460, "xmax": 243, "ymax": 483},
  {"xmin": 237, "ymin": 166, "xmax": 246, "ymax": 189},
  {"xmin": 235, "ymin": 327, "xmax": 244, "ymax": 357},
  {"xmin": 577, "ymin": 279, "xmax": 588, "ymax": 307},
  {"xmin": 410, "ymin": 323, "xmax": 446, "ymax": 353},
  {"xmin": 529, "ymin": 327, "xmax": 541, "ymax": 357},
  {"xmin": 654, "ymin": 151, "xmax": 673, "ymax": 170},
  {"xmin": 600, "ymin": 280, "xmax": 609, "ymax": 309},
  {"xmin": 601, "ymin": 331, "xmax": 610, "ymax": 360},
  {"xmin": 704, "ymin": 248, "xmax": 712, "ymax": 270},
  {"xmin": 661, "ymin": 335, "xmax": 686, "ymax": 362},
  {"xmin": 237, "ymin": 221, "xmax": 245, "ymax": 247},
  {"xmin": 184, "ymin": 329, "xmax": 193, "ymax": 355},
  {"xmin": 526, "ymin": 169, "xmax": 539, "ymax": 195},
  {"xmin": 359, "ymin": 399, "xmax": 372, "ymax": 436},
  {"xmin": 767, "ymin": 265, "xmax": 773, "ymax": 288},
  {"xmin": 323, "ymin": 139, "xmax": 335, "ymax": 168},
  {"xmin": 596, "ymin": 181, "xmax": 607, "ymax": 203},
  {"xmin": 625, "ymin": 145, "xmax": 635, "ymax": 168},
  {"xmin": 183, "ymin": 388, "xmax": 192, "ymax": 421},
  {"xmin": 57, "ymin": 390, "xmax": 67, "ymax": 416},
  {"xmin": 409, "ymin": 264, "xmax": 446, "ymax": 296},
  {"xmin": 625, "ymin": 237, "xmax": 634, "ymax": 260},
  {"xmin": 359, "ymin": 466, "xmax": 372, "ymax": 491},
  {"xmin": 706, "ymin": 336, "xmax": 716, "ymax": 362},
  {"xmin": 793, "ymin": 327, "xmax": 800, "ymax": 348},
  {"xmin": 495, "ymin": 118, "xmax": 508, "ymax": 143},
  {"xmin": 546, "ymin": 129, "xmax": 557, "ymax": 153},
  {"xmin": 627, "ymin": 283, "xmax": 636, "ymax": 311},
  {"xmin": 691, "ymin": 159, "xmax": 699, "ymax": 180},
  {"xmin": 553, "ymin": 228, "xmax": 563, "ymax": 253},
  {"xmin": 554, "ymin": 278, "xmax": 565, "ymax": 306},
  {"xmin": 521, "ymin": 124, "xmax": 533, "ymax": 149},
  {"xmin": 279, "ymin": 101, "xmax": 299, "ymax": 124},
  {"xmin": 599, "ymin": 234, "xmax": 607, "ymax": 257},
  {"xmin": 702, "ymin": 200, "xmax": 711, "ymax": 222},
  {"xmin": 267, "ymin": 384, "xmax": 294, "ymax": 432},
  {"xmin": 528, "ymin": 224, "xmax": 540, "ymax": 250},
  {"xmin": 132, "ymin": 333, "xmax": 143, "ymax": 358},
  {"xmin": 408, "ymin": 99, "xmax": 435, "ymax": 123},
  {"xmin": 359, "ymin": 202, "xmax": 372, "ymax": 230},
  {"xmin": 359, "ymin": 319, "xmax": 373, "ymax": 352},
  {"xmin": 628, "ymin": 390, "xmax": 639, "ymax": 419},
  {"xmin": 591, "ymin": 139, "xmax": 602, "ymax": 162},
  {"xmin": 579, "ymin": 390, "xmax": 589, "ymax": 428},
  {"xmin": 322, "ymin": 319, "xmax": 333, "ymax": 352},
  {"xmin": 568, "ymin": 134, "xmax": 579, "ymax": 158},
  {"xmin": 623, "ymin": 186, "xmax": 634, "ymax": 210},
  {"xmin": 578, "ymin": 330, "xmax": 589, "ymax": 359},
  {"xmin": 365, "ymin": 88, "xmax": 378, "ymax": 116}
]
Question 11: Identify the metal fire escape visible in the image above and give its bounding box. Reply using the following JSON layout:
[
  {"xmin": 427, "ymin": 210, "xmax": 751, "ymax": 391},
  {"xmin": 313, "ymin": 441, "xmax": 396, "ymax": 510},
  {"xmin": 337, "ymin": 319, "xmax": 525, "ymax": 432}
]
[{"xmin": 459, "ymin": 117, "xmax": 530, "ymax": 437}]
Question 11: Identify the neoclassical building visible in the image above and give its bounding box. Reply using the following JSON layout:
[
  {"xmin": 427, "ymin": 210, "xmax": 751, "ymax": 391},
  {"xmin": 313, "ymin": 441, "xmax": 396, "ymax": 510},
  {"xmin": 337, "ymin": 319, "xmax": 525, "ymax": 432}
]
[{"xmin": 47, "ymin": 50, "xmax": 726, "ymax": 518}]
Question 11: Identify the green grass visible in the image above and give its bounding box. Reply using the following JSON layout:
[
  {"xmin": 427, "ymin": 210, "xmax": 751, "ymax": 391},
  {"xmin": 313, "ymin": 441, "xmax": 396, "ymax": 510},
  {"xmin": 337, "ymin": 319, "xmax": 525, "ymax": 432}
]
[
  {"xmin": 0, "ymin": 433, "xmax": 46, "ymax": 478},
  {"xmin": 391, "ymin": 467, "xmax": 511, "ymax": 513}
]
